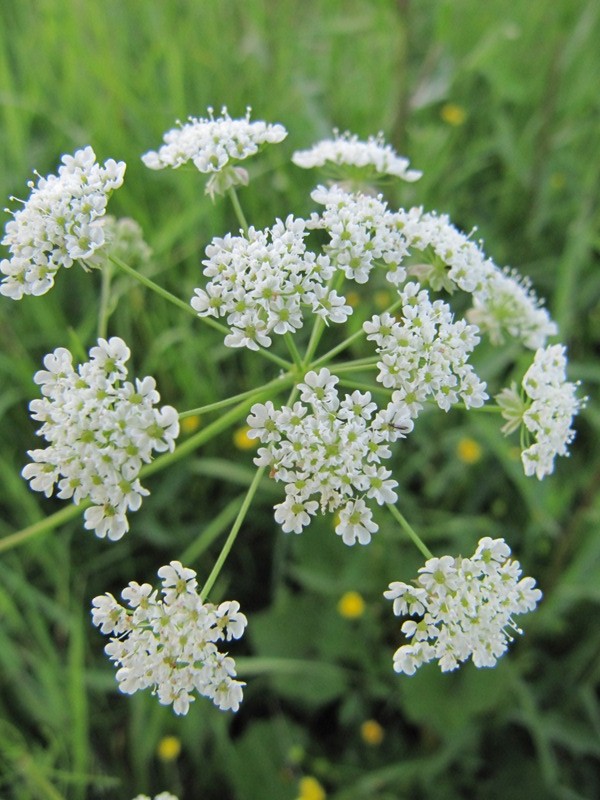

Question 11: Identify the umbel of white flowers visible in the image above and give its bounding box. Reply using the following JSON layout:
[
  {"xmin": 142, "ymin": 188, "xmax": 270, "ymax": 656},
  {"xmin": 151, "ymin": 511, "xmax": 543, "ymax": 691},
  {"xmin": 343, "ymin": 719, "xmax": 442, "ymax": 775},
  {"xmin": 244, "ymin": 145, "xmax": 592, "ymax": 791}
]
[
  {"xmin": 23, "ymin": 337, "xmax": 179, "ymax": 540},
  {"xmin": 142, "ymin": 106, "xmax": 287, "ymax": 198},
  {"xmin": 497, "ymin": 344, "xmax": 585, "ymax": 479},
  {"xmin": 92, "ymin": 561, "xmax": 247, "ymax": 715},
  {"xmin": 385, "ymin": 537, "xmax": 542, "ymax": 674},
  {"xmin": 0, "ymin": 146, "xmax": 125, "ymax": 298}
]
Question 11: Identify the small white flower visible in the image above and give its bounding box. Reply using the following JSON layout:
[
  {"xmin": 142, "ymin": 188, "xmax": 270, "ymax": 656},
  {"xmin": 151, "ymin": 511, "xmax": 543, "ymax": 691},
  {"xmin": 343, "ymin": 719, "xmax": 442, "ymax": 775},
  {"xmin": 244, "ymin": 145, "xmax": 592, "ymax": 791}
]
[
  {"xmin": 274, "ymin": 495, "xmax": 319, "ymax": 534},
  {"xmin": 308, "ymin": 185, "xmax": 409, "ymax": 287},
  {"xmin": 335, "ymin": 498, "xmax": 378, "ymax": 545}
]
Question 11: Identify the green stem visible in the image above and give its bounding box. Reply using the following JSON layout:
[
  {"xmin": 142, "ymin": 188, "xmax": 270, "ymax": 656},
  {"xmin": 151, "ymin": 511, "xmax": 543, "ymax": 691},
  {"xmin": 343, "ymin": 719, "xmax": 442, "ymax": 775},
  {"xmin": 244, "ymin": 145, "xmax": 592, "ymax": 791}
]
[
  {"xmin": 302, "ymin": 315, "xmax": 326, "ymax": 368},
  {"xmin": 141, "ymin": 384, "xmax": 293, "ymax": 480},
  {"xmin": 179, "ymin": 373, "xmax": 293, "ymax": 419},
  {"xmin": 0, "ymin": 502, "xmax": 87, "ymax": 554},
  {"xmin": 228, "ymin": 186, "xmax": 249, "ymax": 233},
  {"xmin": 109, "ymin": 254, "xmax": 207, "ymax": 321},
  {"xmin": 200, "ymin": 466, "xmax": 266, "ymax": 601},
  {"xmin": 284, "ymin": 332, "xmax": 304, "ymax": 370},
  {"xmin": 337, "ymin": 379, "xmax": 391, "ymax": 396},
  {"xmin": 331, "ymin": 357, "xmax": 379, "ymax": 373},
  {"xmin": 313, "ymin": 296, "xmax": 404, "ymax": 368},
  {"xmin": 178, "ymin": 493, "xmax": 244, "ymax": 566},
  {"xmin": 311, "ymin": 327, "xmax": 367, "ymax": 368},
  {"xmin": 387, "ymin": 503, "xmax": 433, "ymax": 560},
  {"xmin": 97, "ymin": 261, "xmax": 113, "ymax": 339},
  {"xmin": 454, "ymin": 403, "xmax": 503, "ymax": 414}
]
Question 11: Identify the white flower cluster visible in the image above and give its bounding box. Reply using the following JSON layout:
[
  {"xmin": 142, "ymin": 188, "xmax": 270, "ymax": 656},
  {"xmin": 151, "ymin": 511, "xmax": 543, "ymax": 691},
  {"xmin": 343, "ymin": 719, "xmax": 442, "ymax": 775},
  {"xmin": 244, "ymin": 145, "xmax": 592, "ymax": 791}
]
[
  {"xmin": 292, "ymin": 130, "xmax": 422, "ymax": 182},
  {"xmin": 364, "ymin": 283, "xmax": 488, "ymax": 416},
  {"xmin": 385, "ymin": 537, "xmax": 542, "ymax": 674},
  {"xmin": 394, "ymin": 207, "xmax": 557, "ymax": 349},
  {"xmin": 142, "ymin": 107, "xmax": 286, "ymax": 197},
  {"xmin": 23, "ymin": 337, "xmax": 179, "ymax": 540},
  {"xmin": 191, "ymin": 215, "xmax": 350, "ymax": 350},
  {"xmin": 497, "ymin": 344, "xmax": 584, "ymax": 479},
  {"xmin": 247, "ymin": 369, "xmax": 413, "ymax": 544},
  {"xmin": 308, "ymin": 185, "xmax": 409, "ymax": 286},
  {"xmin": 0, "ymin": 147, "xmax": 125, "ymax": 299},
  {"xmin": 92, "ymin": 561, "xmax": 247, "ymax": 715}
]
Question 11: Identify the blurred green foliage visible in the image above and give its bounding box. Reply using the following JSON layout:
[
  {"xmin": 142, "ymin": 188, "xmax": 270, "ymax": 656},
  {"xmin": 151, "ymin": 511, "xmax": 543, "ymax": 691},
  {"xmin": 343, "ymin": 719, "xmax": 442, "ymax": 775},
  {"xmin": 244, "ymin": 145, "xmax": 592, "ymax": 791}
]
[{"xmin": 0, "ymin": 1, "xmax": 599, "ymax": 798}]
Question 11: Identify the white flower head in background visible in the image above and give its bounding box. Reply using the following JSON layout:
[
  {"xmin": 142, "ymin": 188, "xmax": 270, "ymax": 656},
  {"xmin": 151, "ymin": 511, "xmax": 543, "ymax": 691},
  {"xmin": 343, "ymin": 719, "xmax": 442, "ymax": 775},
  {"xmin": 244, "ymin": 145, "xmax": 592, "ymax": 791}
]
[
  {"xmin": 496, "ymin": 344, "xmax": 585, "ymax": 479},
  {"xmin": 385, "ymin": 537, "xmax": 542, "ymax": 674},
  {"xmin": 132, "ymin": 794, "xmax": 179, "ymax": 800},
  {"xmin": 292, "ymin": 130, "xmax": 422, "ymax": 187},
  {"xmin": 142, "ymin": 106, "xmax": 287, "ymax": 199},
  {"xmin": 0, "ymin": 147, "xmax": 125, "ymax": 299},
  {"xmin": 86, "ymin": 215, "xmax": 152, "ymax": 271},
  {"xmin": 23, "ymin": 337, "xmax": 179, "ymax": 540},
  {"xmin": 92, "ymin": 561, "xmax": 247, "ymax": 715}
]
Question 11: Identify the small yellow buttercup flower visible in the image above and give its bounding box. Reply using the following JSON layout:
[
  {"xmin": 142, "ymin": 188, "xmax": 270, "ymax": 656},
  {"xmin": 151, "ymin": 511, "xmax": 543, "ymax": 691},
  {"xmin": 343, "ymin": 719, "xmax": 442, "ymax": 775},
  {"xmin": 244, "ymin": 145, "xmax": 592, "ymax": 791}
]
[
  {"xmin": 297, "ymin": 776, "xmax": 326, "ymax": 800},
  {"xmin": 337, "ymin": 590, "xmax": 365, "ymax": 619},
  {"xmin": 157, "ymin": 735, "xmax": 182, "ymax": 762},
  {"xmin": 456, "ymin": 436, "xmax": 482, "ymax": 464},
  {"xmin": 440, "ymin": 103, "xmax": 467, "ymax": 126},
  {"xmin": 360, "ymin": 719, "xmax": 385, "ymax": 746},
  {"xmin": 233, "ymin": 425, "xmax": 257, "ymax": 450},
  {"xmin": 180, "ymin": 414, "xmax": 201, "ymax": 435}
]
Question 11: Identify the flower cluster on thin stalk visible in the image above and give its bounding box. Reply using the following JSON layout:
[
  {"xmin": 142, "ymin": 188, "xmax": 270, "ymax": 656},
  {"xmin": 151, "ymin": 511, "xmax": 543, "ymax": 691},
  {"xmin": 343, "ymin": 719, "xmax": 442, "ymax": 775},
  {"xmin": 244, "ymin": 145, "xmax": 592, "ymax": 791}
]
[
  {"xmin": 364, "ymin": 282, "xmax": 488, "ymax": 416},
  {"xmin": 292, "ymin": 129, "xmax": 422, "ymax": 185},
  {"xmin": 247, "ymin": 368, "xmax": 413, "ymax": 544},
  {"xmin": 92, "ymin": 561, "xmax": 247, "ymax": 715},
  {"xmin": 191, "ymin": 215, "xmax": 350, "ymax": 350},
  {"xmin": 0, "ymin": 146, "xmax": 125, "ymax": 299},
  {"xmin": 384, "ymin": 537, "xmax": 542, "ymax": 674},
  {"xmin": 308, "ymin": 185, "xmax": 557, "ymax": 350},
  {"xmin": 496, "ymin": 344, "xmax": 585, "ymax": 479},
  {"xmin": 142, "ymin": 106, "xmax": 287, "ymax": 198},
  {"xmin": 23, "ymin": 337, "xmax": 179, "ymax": 540}
]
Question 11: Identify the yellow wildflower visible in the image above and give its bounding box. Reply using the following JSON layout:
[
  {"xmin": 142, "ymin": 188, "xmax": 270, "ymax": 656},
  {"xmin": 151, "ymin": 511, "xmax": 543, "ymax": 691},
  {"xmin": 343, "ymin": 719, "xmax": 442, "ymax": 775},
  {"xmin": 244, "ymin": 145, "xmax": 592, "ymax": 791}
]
[
  {"xmin": 456, "ymin": 436, "xmax": 482, "ymax": 464},
  {"xmin": 440, "ymin": 103, "xmax": 467, "ymax": 126},
  {"xmin": 233, "ymin": 425, "xmax": 257, "ymax": 450},
  {"xmin": 337, "ymin": 591, "xmax": 365, "ymax": 619},
  {"xmin": 180, "ymin": 415, "xmax": 201, "ymax": 435},
  {"xmin": 360, "ymin": 719, "xmax": 385, "ymax": 746},
  {"xmin": 156, "ymin": 735, "xmax": 182, "ymax": 762},
  {"xmin": 297, "ymin": 776, "xmax": 326, "ymax": 800}
]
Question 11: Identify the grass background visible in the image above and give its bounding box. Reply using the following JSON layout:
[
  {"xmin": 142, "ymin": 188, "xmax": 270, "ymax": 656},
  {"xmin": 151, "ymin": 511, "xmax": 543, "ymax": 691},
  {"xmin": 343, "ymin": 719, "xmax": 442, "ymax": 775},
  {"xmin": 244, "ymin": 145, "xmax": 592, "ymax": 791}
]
[{"xmin": 0, "ymin": 1, "xmax": 599, "ymax": 798}]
